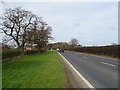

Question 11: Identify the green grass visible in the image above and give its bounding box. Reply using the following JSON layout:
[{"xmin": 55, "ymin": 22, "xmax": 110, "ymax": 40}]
[{"xmin": 2, "ymin": 51, "xmax": 68, "ymax": 88}]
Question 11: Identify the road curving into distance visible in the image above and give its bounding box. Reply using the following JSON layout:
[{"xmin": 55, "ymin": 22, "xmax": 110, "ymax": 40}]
[{"xmin": 59, "ymin": 51, "xmax": 118, "ymax": 88}]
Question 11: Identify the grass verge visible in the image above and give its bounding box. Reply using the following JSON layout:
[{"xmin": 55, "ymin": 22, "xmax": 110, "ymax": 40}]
[{"xmin": 2, "ymin": 51, "xmax": 68, "ymax": 88}]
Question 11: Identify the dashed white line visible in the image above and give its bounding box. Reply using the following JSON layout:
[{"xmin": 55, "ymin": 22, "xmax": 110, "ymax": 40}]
[
  {"xmin": 83, "ymin": 57, "xmax": 87, "ymax": 59},
  {"xmin": 101, "ymin": 62, "xmax": 116, "ymax": 67},
  {"xmin": 67, "ymin": 51, "xmax": 118, "ymax": 61}
]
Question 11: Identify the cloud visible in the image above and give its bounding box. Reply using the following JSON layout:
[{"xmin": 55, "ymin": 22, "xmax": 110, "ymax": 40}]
[
  {"xmin": 72, "ymin": 23, "xmax": 81, "ymax": 27},
  {"xmin": 1, "ymin": 2, "xmax": 118, "ymax": 46}
]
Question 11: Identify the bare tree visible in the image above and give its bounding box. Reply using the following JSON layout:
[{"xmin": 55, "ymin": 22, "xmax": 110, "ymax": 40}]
[
  {"xmin": 69, "ymin": 38, "xmax": 79, "ymax": 49},
  {"xmin": 0, "ymin": 7, "xmax": 53, "ymax": 52},
  {"xmin": 26, "ymin": 17, "xmax": 53, "ymax": 51},
  {"xmin": 0, "ymin": 7, "xmax": 36, "ymax": 52}
]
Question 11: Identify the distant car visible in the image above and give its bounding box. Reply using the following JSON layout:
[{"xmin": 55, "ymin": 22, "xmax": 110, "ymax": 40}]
[
  {"xmin": 59, "ymin": 49, "xmax": 64, "ymax": 52},
  {"xmin": 56, "ymin": 48, "xmax": 59, "ymax": 52},
  {"xmin": 56, "ymin": 48, "xmax": 59, "ymax": 50}
]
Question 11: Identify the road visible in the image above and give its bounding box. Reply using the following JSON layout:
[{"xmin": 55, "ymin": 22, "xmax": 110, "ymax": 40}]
[{"xmin": 60, "ymin": 51, "xmax": 118, "ymax": 88}]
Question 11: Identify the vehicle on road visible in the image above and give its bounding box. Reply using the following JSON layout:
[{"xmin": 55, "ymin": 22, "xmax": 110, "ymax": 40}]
[
  {"xmin": 59, "ymin": 49, "xmax": 64, "ymax": 52},
  {"xmin": 56, "ymin": 48, "xmax": 59, "ymax": 52}
]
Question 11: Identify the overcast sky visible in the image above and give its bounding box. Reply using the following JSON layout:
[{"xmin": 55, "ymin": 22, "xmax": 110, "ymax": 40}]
[{"xmin": 0, "ymin": 2, "xmax": 118, "ymax": 46}]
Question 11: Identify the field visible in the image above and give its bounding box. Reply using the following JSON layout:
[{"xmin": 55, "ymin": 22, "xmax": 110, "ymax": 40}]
[{"xmin": 2, "ymin": 51, "xmax": 68, "ymax": 88}]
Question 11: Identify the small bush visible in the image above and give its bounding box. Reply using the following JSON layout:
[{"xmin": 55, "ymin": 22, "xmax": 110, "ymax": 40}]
[
  {"xmin": 2, "ymin": 49, "xmax": 21, "ymax": 60},
  {"xmin": 24, "ymin": 49, "xmax": 39, "ymax": 55}
]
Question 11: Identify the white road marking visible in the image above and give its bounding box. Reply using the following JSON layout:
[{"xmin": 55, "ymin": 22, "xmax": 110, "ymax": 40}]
[
  {"xmin": 83, "ymin": 57, "xmax": 87, "ymax": 59},
  {"xmin": 67, "ymin": 51, "xmax": 118, "ymax": 61},
  {"xmin": 58, "ymin": 53, "xmax": 95, "ymax": 88},
  {"xmin": 101, "ymin": 62, "xmax": 116, "ymax": 67}
]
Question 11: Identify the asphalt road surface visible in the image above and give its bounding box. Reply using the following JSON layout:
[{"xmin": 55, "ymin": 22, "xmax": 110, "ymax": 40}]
[{"xmin": 60, "ymin": 51, "xmax": 118, "ymax": 88}]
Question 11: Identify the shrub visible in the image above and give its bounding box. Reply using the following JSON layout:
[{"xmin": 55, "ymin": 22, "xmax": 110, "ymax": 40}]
[
  {"xmin": 73, "ymin": 45, "xmax": 119, "ymax": 58},
  {"xmin": 2, "ymin": 49, "xmax": 40, "ymax": 60},
  {"xmin": 2, "ymin": 49, "xmax": 21, "ymax": 60},
  {"xmin": 24, "ymin": 49, "xmax": 39, "ymax": 55}
]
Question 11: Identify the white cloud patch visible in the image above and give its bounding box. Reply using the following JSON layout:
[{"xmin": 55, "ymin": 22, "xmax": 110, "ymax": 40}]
[{"xmin": 1, "ymin": 2, "xmax": 118, "ymax": 46}]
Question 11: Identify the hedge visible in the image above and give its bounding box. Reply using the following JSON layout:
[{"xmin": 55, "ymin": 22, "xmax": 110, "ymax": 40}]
[
  {"xmin": 2, "ymin": 49, "xmax": 40, "ymax": 60},
  {"xmin": 24, "ymin": 49, "xmax": 39, "ymax": 55},
  {"xmin": 2, "ymin": 49, "xmax": 21, "ymax": 60},
  {"xmin": 73, "ymin": 45, "xmax": 119, "ymax": 58}
]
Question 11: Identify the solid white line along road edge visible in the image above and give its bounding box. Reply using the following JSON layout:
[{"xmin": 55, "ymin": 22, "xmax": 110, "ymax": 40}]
[
  {"xmin": 101, "ymin": 62, "xmax": 116, "ymax": 67},
  {"xmin": 58, "ymin": 52, "xmax": 95, "ymax": 89}
]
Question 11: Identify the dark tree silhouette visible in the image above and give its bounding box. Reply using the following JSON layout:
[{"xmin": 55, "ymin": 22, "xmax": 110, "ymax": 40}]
[
  {"xmin": 26, "ymin": 16, "xmax": 53, "ymax": 51},
  {"xmin": 0, "ymin": 7, "xmax": 53, "ymax": 52},
  {"xmin": 0, "ymin": 7, "xmax": 36, "ymax": 52}
]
